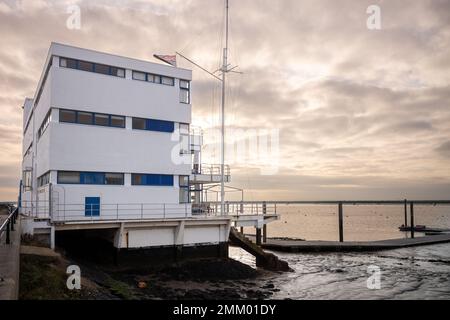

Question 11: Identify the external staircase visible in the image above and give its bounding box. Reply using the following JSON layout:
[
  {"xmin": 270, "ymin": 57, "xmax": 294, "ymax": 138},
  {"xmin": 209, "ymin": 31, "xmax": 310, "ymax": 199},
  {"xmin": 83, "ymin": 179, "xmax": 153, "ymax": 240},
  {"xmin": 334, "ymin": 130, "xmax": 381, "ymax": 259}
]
[{"xmin": 229, "ymin": 227, "xmax": 291, "ymax": 272}]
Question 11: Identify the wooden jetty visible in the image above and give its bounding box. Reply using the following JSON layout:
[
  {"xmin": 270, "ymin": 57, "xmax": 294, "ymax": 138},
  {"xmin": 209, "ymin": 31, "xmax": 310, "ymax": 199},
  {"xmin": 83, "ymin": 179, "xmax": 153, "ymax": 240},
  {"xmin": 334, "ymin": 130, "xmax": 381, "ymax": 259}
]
[{"xmin": 247, "ymin": 234, "xmax": 450, "ymax": 253}]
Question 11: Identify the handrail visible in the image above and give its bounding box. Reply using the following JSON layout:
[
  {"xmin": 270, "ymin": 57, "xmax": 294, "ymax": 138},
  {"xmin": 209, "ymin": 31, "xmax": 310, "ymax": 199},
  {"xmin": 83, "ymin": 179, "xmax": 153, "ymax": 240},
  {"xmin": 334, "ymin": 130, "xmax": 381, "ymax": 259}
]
[
  {"xmin": 0, "ymin": 206, "xmax": 18, "ymax": 244},
  {"xmin": 192, "ymin": 163, "xmax": 231, "ymax": 176}
]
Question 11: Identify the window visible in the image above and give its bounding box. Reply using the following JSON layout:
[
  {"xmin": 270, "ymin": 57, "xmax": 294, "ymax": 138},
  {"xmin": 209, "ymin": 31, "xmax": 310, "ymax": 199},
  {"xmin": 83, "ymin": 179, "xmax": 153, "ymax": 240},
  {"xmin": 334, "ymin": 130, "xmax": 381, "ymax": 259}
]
[
  {"xmin": 179, "ymin": 124, "xmax": 190, "ymax": 154},
  {"xmin": 77, "ymin": 112, "xmax": 93, "ymax": 125},
  {"xmin": 59, "ymin": 109, "xmax": 125, "ymax": 129},
  {"xmin": 180, "ymin": 80, "xmax": 190, "ymax": 104},
  {"xmin": 94, "ymin": 113, "xmax": 109, "ymax": 126},
  {"xmin": 132, "ymin": 118, "xmax": 146, "ymax": 130},
  {"xmin": 105, "ymin": 173, "xmax": 124, "ymax": 185},
  {"xmin": 94, "ymin": 63, "xmax": 111, "ymax": 75},
  {"xmin": 58, "ymin": 171, "xmax": 124, "ymax": 185},
  {"xmin": 38, "ymin": 110, "xmax": 52, "ymax": 139},
  {"xmin": 81, "ymin": 172, "xmax": 105, "ymax": 185},
  {"xmin": 78, "ymin": 60, "xmax": 94, "ymax": 72},
  {"xmin": 132, "ymin": 117, "xmax": 174, "ymax": 133},
  {"xmin": 161, "ymin": 76, "xmax": 175, "ymax": 86},
  {"xmin": 131, "ymin": 174, "xmax": 174, "ymax": 186},
  {"xmin": 110, "ymin": 115, "xmax": 125, "ymax": 128},
  {"xmin": 37, "ymin": 172, "xmax": 50, "ymax": 187},
  {"xmin": 60, "ymin": 109, "xmax": 76, "ymax": 123},
  {"xmin": 179, "ymin": 175, "xmax": 190, "ymax": 203},
  {"xmin": 113, "ymin": 67, "xmax": 125, "ymax": 78},
  {"xmin": 23, "ymin": 170, "xmax": 32, "ymax": 190},
  {"xmin": 60, "ymin": 57, "xmax": 77, "ymax": 69},
  {"xmin": 59, "ymin": 57, "xmax": 125, "ymax": 78},
  {"xmin": 132, "ymin": 71, "xmax": 146, "ymax": 81},
  {"xmin": 147, "ymin": 119, "xmax": 174, "ymax": 133},
  {"xmin": 131, "ymin": 70, "xmax": 174, "ymax": 86},
  {"xmin": 58, "ymin": 171, "xmax": 80, "ymax": 184}
]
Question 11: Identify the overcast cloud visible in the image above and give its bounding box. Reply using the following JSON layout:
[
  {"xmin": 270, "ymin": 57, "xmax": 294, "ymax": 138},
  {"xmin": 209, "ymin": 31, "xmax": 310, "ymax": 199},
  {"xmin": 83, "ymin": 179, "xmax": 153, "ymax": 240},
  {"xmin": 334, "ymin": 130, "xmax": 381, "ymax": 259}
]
[{"xmin": 0, "ymin": 0, "xmax": 449, "ymax": 201}]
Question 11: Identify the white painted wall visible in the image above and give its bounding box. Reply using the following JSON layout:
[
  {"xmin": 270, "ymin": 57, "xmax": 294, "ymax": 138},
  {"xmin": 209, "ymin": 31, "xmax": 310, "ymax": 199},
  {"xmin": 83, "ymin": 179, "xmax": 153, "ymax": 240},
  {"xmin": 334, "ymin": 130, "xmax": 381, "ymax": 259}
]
[
  {"xmin": 48, "ymin": 122, "xmax": 190, "ymax": 175},
  {"xmin": 22, "ymin": 43, "xmax": 194, "ymax": 221}
]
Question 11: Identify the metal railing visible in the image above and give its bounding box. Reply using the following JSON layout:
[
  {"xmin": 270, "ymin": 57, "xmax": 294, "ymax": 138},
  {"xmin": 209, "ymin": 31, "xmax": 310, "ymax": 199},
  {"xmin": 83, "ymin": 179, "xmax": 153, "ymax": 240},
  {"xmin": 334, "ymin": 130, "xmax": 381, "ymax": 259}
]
[
  {"xmin": 19, "ymin": 201, "xmax": 195, "ymax": 223},
  {"xmin": 205, "ymin": 202, "xmax": 277, "ymax": 216},
  {"xmin": 214, "ymin": 199, "xmax": 450, "ymax": 241},
  {"xmin": 0, "ymin": 206, "xmax": 19, "ymax": 244},
  {"xmin": 192, "ymin": 164, "xmax": 231, "ymax": 176}
]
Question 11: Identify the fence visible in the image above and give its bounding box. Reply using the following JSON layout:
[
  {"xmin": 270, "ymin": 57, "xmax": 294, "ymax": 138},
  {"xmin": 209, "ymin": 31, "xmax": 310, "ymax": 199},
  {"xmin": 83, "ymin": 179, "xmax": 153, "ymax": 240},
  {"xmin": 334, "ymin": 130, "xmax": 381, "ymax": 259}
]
[
  {"xmin": 192, "ymin": 163, "xmax": 231, "ymax": 176},
  {"xmin": 19, "ymin": 201, "xmax": 194, "ymax": 223},
  {"xmin": 0, "ymin": 206, "xmax": 19, "ymax": 244},
  {"xmin": 210, "ymin": 200, "xmax": 450, "ymax": 242}
]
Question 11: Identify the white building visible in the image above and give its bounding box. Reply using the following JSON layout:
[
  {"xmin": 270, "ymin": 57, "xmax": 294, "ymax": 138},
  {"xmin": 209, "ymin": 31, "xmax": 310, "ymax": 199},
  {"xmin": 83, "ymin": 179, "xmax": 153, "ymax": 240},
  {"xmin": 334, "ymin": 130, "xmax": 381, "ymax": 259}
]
[{"xmin": 20, "ymin": 43, "xmax": 233, "ymax": 259}]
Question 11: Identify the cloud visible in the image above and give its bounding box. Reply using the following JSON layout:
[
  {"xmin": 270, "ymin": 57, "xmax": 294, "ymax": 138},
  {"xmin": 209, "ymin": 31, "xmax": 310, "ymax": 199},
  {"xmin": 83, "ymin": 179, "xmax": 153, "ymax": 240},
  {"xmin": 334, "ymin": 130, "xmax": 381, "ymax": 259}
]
[
  {"xmin": 436, "ymin": 141, "xmax": 450, "ymax": 158},
  {"xmin": 0, "ymin": 0, "xmax": 449, "ymax": 200}
]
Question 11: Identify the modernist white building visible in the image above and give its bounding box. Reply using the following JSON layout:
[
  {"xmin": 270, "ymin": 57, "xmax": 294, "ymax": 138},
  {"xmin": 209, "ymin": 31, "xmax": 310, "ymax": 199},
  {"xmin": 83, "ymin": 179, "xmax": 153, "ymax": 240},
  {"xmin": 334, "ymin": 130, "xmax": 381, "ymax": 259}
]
[{"xmin": 20, "ymin": 43, "xmax": 234, "ymax": 259}]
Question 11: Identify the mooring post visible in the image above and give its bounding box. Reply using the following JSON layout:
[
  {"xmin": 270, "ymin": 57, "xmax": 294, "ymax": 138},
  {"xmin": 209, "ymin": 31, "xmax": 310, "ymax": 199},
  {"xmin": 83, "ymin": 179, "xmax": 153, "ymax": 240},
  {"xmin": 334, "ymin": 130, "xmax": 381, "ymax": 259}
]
[
  {"xmin": 410, "ymin": 202, "xmax": 415, "ymax": 239},
  {"xmin": 338, "ymin": 202, "xmax": 344, "ymax": 242},
  {"xmin": 240, "ymin": 226, "xmax": 244, "ymax": 234},
  {"xmin": 256, "ymin": 228, "xmax": 262, "ymax": 246},
  {"xmin": 404, "ymin": 199, "xmax": 408, "ymax": 227}
]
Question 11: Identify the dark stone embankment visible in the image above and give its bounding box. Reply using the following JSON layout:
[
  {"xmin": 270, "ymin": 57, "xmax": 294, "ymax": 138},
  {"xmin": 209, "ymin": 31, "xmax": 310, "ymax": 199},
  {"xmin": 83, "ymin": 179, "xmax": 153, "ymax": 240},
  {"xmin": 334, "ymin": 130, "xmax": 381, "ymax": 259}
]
[{"xmin": 19, "ymin": 232, "xmax": 282, "ymax": 300}]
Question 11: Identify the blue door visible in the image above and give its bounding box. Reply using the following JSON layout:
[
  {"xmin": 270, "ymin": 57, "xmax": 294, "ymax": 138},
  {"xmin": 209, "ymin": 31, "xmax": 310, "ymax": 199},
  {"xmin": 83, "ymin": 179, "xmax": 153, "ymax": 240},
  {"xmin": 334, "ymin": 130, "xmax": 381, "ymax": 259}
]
[{"xmin": 85, "ymin": 197, "xmax": 100, "ymax": 217}]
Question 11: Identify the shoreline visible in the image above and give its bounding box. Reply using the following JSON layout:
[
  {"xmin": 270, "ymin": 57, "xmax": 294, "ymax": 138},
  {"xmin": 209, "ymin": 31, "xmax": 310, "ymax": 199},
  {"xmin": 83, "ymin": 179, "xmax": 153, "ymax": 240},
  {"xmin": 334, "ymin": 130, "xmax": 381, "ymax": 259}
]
[{"xmin": 19, "ymin": 246, "xmax": 281, "ymax": 300}]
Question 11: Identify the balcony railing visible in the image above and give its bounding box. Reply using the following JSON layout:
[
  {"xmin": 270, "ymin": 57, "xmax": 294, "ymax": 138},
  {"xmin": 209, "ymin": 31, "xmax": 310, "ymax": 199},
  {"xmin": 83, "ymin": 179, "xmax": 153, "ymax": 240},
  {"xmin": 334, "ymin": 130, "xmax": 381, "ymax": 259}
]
[
  {"xmin": 192, "ymin": 164, "xmax": 231, "ymax": 176},
  {"xmin": 19, "ymin": 201, "xmax": 194, "ymax": 223}
]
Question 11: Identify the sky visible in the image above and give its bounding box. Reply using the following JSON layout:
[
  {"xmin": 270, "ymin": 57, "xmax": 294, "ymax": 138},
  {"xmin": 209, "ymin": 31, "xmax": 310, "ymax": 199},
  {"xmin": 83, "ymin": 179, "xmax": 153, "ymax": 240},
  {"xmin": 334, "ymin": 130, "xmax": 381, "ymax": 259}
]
[{"xmin": 0, "ymin": 0, "xmax": 449, "ymax": 201}]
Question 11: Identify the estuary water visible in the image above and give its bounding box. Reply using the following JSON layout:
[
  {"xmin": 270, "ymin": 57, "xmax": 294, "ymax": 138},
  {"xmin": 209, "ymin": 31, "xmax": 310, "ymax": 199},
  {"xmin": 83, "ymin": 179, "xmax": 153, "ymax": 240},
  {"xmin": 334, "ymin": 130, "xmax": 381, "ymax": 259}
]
[{"xmin": 231, "ymin": 204, "xmax": 450, "ymax": 300}]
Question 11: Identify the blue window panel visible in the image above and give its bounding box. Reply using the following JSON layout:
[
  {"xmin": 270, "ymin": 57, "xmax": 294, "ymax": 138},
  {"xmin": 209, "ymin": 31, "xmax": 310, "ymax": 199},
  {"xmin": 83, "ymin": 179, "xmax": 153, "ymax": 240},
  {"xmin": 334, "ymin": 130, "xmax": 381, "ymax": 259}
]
[
  {"xmin": 80, "ymin": 172, "xmax": 105, "ymax": 185},
  {"xmin": 146, "ymin": 119, "xmax": 174, "ymax": 133},
  {"xmin": 160, "ymin": 175, "xmax": 174, "ymax": 186},
  {"xmin": 145, "ymin": 174, "xmax": 160, "ymax": 186},
  {"xmin": 138, "ymin": 174, "xmax": 174, "ymax": 186},
  {"xmin": 85, "ymin": 197, "xmax": 100, "ymax": 217}
]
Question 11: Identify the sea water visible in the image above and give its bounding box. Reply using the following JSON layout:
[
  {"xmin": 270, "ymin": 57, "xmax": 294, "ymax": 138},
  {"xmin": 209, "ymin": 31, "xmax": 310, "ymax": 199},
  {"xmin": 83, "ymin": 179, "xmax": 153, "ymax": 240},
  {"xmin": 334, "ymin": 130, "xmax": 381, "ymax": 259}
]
[{"xmin": 230, "ymin": 205, "xmax": 450, "ymax": 300}]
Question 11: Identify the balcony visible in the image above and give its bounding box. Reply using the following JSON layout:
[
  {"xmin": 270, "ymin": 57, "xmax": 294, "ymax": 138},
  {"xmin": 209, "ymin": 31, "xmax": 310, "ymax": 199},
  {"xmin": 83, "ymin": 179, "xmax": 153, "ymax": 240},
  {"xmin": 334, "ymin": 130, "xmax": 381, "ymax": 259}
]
[{"xmin": 190, "ymin": 164, "xmax": 231, "ymax": 184}]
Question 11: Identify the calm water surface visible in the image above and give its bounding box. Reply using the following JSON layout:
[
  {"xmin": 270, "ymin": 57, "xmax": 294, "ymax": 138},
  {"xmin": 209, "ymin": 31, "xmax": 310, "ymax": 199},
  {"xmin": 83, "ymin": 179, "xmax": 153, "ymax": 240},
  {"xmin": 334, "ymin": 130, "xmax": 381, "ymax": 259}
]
[{"xmin": 232, "ymin": 205, "xmax": 450, "ymax": 299}]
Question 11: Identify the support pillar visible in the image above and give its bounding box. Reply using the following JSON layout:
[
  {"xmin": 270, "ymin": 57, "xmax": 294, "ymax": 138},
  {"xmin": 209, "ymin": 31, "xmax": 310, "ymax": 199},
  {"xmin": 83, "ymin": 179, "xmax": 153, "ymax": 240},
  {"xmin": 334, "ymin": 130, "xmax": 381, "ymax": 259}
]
[{"xmin": 256, "ymin": 228, "xmax": 262, "ymax": 246}]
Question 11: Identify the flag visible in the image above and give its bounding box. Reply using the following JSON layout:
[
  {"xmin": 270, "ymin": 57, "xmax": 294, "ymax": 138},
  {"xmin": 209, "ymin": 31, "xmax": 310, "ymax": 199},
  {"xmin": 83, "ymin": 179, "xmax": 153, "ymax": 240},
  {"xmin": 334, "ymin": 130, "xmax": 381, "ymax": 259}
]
[{"xmin": 153, "ymin": 54, "xmax": 177, "ymax": 67}]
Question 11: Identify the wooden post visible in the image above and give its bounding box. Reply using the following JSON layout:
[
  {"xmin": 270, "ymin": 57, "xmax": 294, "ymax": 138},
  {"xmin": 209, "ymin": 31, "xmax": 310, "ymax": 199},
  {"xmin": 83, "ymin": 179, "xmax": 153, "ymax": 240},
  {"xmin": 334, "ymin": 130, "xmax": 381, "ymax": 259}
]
[
  {"xmin": 410, "ymin": 202, "xmax": 415, "ymax": 239},
  {"xmin": 263, "ymin": 224, "xmax": 267, "ymax": 243},
  {"xmin": 256, "ymin": 228, "xmax": 262, "ymax": 246},
  {"xmin": 338, "ymin": 202, "xmax": 344, "ymax": 242},
  {"xmin": 240, "ymin": 226, "xmax": 244, "ymax": 234},
  {"xmin": 404, "ymin": 199, "xmax": 408, "ymax": 227}
]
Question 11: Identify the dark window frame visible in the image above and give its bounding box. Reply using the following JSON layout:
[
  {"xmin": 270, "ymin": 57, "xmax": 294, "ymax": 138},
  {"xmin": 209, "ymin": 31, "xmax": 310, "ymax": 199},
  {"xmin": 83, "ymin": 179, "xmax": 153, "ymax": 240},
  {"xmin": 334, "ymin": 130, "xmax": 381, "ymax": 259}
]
[
  {"xmin": 59, "ymin": 57, "xmax": 125, "ymax": 78},
  {"xmin": 57, "ymin": 171, "xmax": 125, "ymax": 186},
  {"xmin": 59, "ymin": 109, "xmax": 125, "ymax": 129}
]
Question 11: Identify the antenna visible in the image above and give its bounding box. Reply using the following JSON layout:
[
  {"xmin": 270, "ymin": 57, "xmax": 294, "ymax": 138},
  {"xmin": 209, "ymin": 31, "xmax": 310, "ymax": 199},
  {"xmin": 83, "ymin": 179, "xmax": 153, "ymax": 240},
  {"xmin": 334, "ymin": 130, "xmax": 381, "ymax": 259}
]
[
  {"xmin": 217, "ymin": 0, "xmax": 229, "ymax": 216},
  {"xmin": 176, "ymin": 0, "xmax": 240, "ymax": 216}
]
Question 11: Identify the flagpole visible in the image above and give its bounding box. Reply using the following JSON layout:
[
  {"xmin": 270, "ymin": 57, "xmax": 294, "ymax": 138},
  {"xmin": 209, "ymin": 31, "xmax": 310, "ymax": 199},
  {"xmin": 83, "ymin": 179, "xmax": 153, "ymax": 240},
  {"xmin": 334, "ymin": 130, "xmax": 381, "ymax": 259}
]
[{"xmin": 220, "ymin": 0, "xmax": 229, "ymax": 216}]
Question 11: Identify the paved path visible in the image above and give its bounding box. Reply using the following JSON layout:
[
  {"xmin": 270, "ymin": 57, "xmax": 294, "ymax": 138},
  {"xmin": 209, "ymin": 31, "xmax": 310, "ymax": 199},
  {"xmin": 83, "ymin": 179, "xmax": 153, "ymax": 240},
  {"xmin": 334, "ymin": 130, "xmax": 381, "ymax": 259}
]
[
  {"xmin": 247, "ymin": 234, "xmax": 450, "ymax": 253},
  {"xmin": 0, "ymin": 217, "xmax": 20, "ymax": 300}
]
